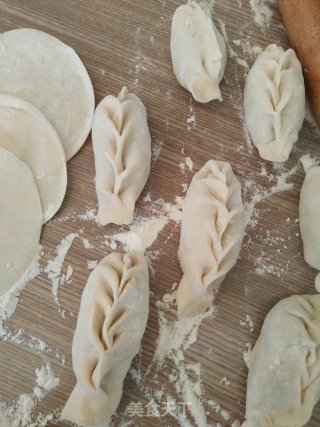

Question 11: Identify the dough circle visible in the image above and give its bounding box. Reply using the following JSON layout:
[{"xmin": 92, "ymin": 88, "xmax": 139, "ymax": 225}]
[
  {"xmin": 0, "ymin": 28, "xmax": 95, "ymax": 160},
  {"xmin": 0, "ymin": 94, "xmax": 67, "ymax": 223},
  {"xmin": 0, "ymin": 147, "xmax": 42, "ymax": 297}
]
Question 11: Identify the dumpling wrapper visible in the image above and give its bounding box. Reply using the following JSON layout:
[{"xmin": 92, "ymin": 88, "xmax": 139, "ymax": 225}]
[
  {"xmin": 0, "ymin": 28, "xmax": 95, "ymax": 160},
  {"xmin": 0, "ymin": 94, "xmax": 67, "ymax": 223},
  {"xmin": 242, "ymin": 294, "xmax": 320, "ymax": 427},
  {"xmin": 0, "ymin": 147, "xmax": 42, "ymax": 297}
]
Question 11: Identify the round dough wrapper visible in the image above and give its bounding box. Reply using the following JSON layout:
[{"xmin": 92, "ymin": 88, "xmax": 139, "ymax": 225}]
[
  {"xmin": 0, "ymin": 94, "xmax": 67, "ymax": 223},
  {"xmin": 0, "ymin": 147, "xmax": 42, "ymax": 298},
  {"xmin": 0, "ymin": 28, "xmax": 95, "ymax": 160}
]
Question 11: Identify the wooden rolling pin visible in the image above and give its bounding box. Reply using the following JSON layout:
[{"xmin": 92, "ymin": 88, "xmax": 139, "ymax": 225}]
[{"xmin": 277, "ymin": 0, "xmax": 320, "ymax": 126}]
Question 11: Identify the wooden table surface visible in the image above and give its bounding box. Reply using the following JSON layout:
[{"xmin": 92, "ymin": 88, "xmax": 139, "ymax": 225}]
[{"xmin": 1, "ymin": 1, "xmax": 320, "ymax": 426}]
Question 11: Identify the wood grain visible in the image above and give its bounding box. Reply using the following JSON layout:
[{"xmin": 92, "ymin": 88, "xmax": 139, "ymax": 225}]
[
  {"xmin": 0, "ymin": 1, "xmax": 320, "ymax": 426},
  {"xmin": 278, "ymin": 0, "xmax": 320, "ymax": 126}
]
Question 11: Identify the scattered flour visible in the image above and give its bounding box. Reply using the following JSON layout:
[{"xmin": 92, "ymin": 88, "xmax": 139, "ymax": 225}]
[
  {"xmin": 233, "ymin": 39, "xmax": 263, "ymax": 57},
  {"xmin": 249, "ymin": 0, "xmax": 274, "ymax": 27},
  {"xmin": 105, "ymin": 196, "xmax": 183, "ymax": 254},
  {"xmin": 243, "ymin": 343, "xmax": 253, "ymax": 368},
  {"xmin": 219, "ymin": 376, "xmax": 231, "ymax": 386},
  {"xmin": 0, "ymin": 362, "xmax": 60, "ymax": 427},
  {"xmin": 154, "ymin": 307, "xmax": 215, "ymax": 367},
  {"xmin": 45, "ymin": 233, "xmax": 78, "ymax": 305},
  {"xmin": 87, "ymin": 260, "xmax": 98, "ymax": 270},
  {"xmin": 244, "ymin": 161, "xmax": 300, "ymax": 228},
  {"xmin": 81, "ymin": 237, "xmax": 95, "ymax": 250},
  {"xmin": 240, "ymin": 314, "xmax": 254, "ymax": 332},
  {"xmin": 0, "ymin": 249, "xmax": 42, "ymax": 322},
  {"xmin": 52, "ymin": 207, "xmax": 97, "ymax": 224},
  {"xmin": 111, "ymin": 216, "xmax": 169, "ymax": 253},
  {"xmin": 0, "ymin": 328, "xmax": 65, "ymax": 364},
  {"xmin": 217, "ymin": 19, "xmax": 237, "ymax": 59},
  {"xmin": 152, "ymin": 137, "xmax": 164, "ymax": 162},
  {"xmin": 35, "ymin": 363, "xmax": 60, "ymax": 395},
  {"xmin": 185, "ymin": 157, "xmax": 193, "ymax": 171}
]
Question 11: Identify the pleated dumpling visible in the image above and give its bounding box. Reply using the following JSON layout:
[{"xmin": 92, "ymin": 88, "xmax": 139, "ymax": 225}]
[
  {"xmin": 62, "ymin": 252, "xmax": 149, "ymax": 427},
  {"xmin": 299, "ymin": 157, "xmax": 320, "ymax": 290},
  {"xmin": 92, "ymin": 87, "xmax": 151, "ymax": 226},
  {"xmin": 242, "ymin": 295, "xmax": 320, "ymax": 427},
  {"xmin": 244, "ymin": 44, "xmax": 305, "ymax": 162},
  {"xmin": 170, "ymin": 1, "xmax": 227, "ymax": 103},
  {"xmin": 176, "ymin": 160, "xmax": 245, "ymax": 316}
]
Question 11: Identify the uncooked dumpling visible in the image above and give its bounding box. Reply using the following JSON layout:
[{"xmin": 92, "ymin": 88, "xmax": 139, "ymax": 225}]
[
  {"xmin": 176, "ymin": 160, "xmax": 245, "ymax": 316},
  {"xmin": 0, "ymin": 94, "xmax": 67, "ymax": 223},
  {"xmin": 299, "ymin": 156, "xmax": 320, "ymax": 290},
  {"xmin": 0, "ymin": 147, "xmax": 42, "ymax": 297},
  {"xmin": 92, "ymin": 87, "xmax": 151, "ymax": 226},
  {"xmin": 62, "ymin": 252, "xmax": 149, "ymax": 427},
  {"xmin": 170, "ymin": 1, "xmax": 227, "ymax": 102},
  {"xmin": 242, "ymin": 294, "xmax": 320, "ymax": 427},
  {"xmin": 244, "ymin": 44, "xmax": 305, "ymax": 162},
  {"xmin": 0, "ymin": 28, "xmax": 95, "ymax": 160}
]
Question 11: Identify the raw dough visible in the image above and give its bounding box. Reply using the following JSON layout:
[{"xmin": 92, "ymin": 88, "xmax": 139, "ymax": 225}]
[
  {"xmin": 299, "ymin": 156, "xmax": 320, "ymax": 290},
  {"xmin": 176, "ymin": 160, "xmax": 245, "ymax": 316},
  {"xmin": 0, "ymin": 94, "xmax": 67, "ymax": 223},
  {"xmin": 0, "ymin": 28, "xmax": 95, "ymax": 160},
  {"xmin": 62, "ymin": 252, "xmax": 149, "ymax": 427},
  {"xmin": 0, "ymin": 147, "xmax": 42, "ymax": 297},
  {"xmin": 244, "ymin": 44, "xmax": 305, "ymax": 162},
  {"xmin": 242, "ymin": 294, "xmax": 320, "ymax": 427},
  {"xmin": 92, "ymin": 87, "xmax": 151, "ymax": 226},
  {"xmin": 170, "ymin": 1, "xmax": 227, "ymax": 103}
]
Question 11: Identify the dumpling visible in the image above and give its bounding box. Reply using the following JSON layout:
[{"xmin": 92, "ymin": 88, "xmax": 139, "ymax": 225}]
[
  {"xmin": 62, "ymin": 252, "xmax": 149, "ymax": 427},
  {"xmin": 299, "ymin": 157, "xmax": 320, "ymax": 290},
  {"xmin": 170, "ymin": 1, "xmax": 227, "ymax": 103},
  {"xmin": 92, "ymin": 87, "xmax": 151, "ymax": 226},
  {"xmin": 244, "ymin": 44, "xmax": 305, "ymax": 162},
  {"xmin": 176, "ymin": 160, "xmax": 245, "ymax": 316},
  {"xmin": 241, "ymin": 294, "xmax": 320, "ymax": 427}
]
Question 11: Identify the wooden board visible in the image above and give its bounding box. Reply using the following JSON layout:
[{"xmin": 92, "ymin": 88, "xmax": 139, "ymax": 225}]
[{"xmin": 0, "ymin": 0, "xmax": 320, "ymax": 426}]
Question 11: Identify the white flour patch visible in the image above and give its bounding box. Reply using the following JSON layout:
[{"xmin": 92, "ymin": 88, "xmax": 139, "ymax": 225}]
[
  {"xmin": 1, "ymin": 328, "xmax": 65, "ymax": 364},
  {"xmin": 243, "ymin": 342, "xmax": 253, "ymax": 368},
  {"xmin": 233, "ymin": 39, "xmax": 263, "ymax": 57},
  {"xmin": 123, "ymin": 287, "xmax": 217, "ymax": 426},
  {"xmin": 249, "ymin": 0, "xmax": 274, "ymax": 27},
  {"xmin": 152, "ymin": 137, "xmax": 164, "ymax": 162},
  {"xmin": 154, "ymin": 306, "xmax": 215, "ymax": 368},
  {"xmin": 185, "ymin": 157, "xmax": 193, "ymax": 171},
  {"xmin": 52, "ymin": 206, "xmax": 97, "ymax": 224},
  {"xmin": 219, "ymin": 376, "xmax": 231, "ymax": 386},
  {"xmin": 87, "ymin": 260, "xmax": 98, "ymax": 270},
  {"xmin": 207, "ymin": 400, "xmax": 231, "ymax": 421},
  {"xmin": 244, "ymin": 161, "xmax": 300, "ymax": 228},
  {"xmin": 45, "ymin": 233, "xmax": 78, "ymax": 305},
  {"xmin": 0, "ymin": 361, "xmax": 60, "ymax": 427},
  {"xmin": 81, "ymin": 237, "xmax": 95, "ymax": 249},
  {"xmin": 104, "ymin": 196, "xmax": 183, "ymax": 255},
  {"xmin": 0, "ymin": 249, "xmax": 42, "ymax": 322},
  {"xmin": 111, "ymin": 216, "xmax": 169, "ymax": 253},
  {"xmin": 217, "ymin": 19, "xmax": 237, "ymax": 59},
  {"xmin": 240, "ymin": 314, "xmax": 254, "ymax": 332}
]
